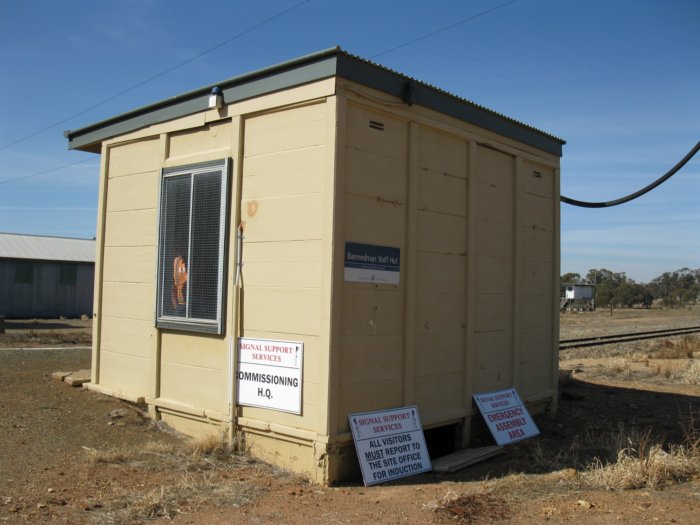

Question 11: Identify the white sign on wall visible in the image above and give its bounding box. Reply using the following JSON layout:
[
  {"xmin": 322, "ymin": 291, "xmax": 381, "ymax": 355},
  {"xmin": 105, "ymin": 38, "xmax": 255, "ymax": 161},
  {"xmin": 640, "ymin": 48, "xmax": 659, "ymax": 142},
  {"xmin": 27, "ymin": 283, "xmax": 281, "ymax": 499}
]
[
  {"xmin": 349, "ymin": 405, "xmax": 431, "ymax": 486},
  {"xmin": 473, "ymin": 388, "xmax": 539, "ymax": 445},
  {"xmin": 236, "ymin": 338, "xmax": 303, "ymax": 414}
]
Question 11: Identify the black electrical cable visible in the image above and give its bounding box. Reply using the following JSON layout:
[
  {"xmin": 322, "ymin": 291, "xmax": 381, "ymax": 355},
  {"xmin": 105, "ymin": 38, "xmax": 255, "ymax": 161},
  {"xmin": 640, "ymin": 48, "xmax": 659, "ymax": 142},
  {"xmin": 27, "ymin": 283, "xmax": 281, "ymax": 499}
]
[
  {"xmin": 370, "ymin": 0, "xmax": 519, "ymax": 59},
  {"xmin": 560, "ymin": 140, "xmax": 700, "ymax": 208},
  {"xmin": 0, "ymin": 157, "xmax": 96, "ymax": 186}
]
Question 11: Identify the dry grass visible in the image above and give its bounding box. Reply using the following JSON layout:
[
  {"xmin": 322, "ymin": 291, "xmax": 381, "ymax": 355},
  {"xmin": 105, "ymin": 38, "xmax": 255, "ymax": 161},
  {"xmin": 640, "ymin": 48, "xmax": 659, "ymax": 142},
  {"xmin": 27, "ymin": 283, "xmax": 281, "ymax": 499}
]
[
  {"xmin": 581, "ymin": 413, "xmax": 700, "ymax": 490},
  {"xmin": 86, "ymin": 448, "xmax": 128, "ymax": 464},
  {"xmin": 87, "ymin": 433, "xmax": 246, "ymax": 472},
  {"xmin": 651, "ymin": 362, "xmax": 685, "ymax": 381},
  {"xmin": 527, "ymin": 423, "xmax": 649, "ymax": 473},
  {"xmin": 429, "ymin": 417, "xmax": 700, "ymax": 523},
  {"xmin": 505, "ymin": 412, "xmax": 700, "ymax": 496},
  {"xmin": 604, "ymin": 357, "xmax": 632, "ymax": 377},
  {"xmin": 649, "ymin": 335, "xmax": 700, "ymax": 385},
  {"xmin": 559, "ymin": 307, "xmax": 700, "ymax": 341},
  {"xmin": 83, "ymin": 434, "xmax": 264, "ymax": 524},
  {"xmin": 678, "ymin": 335, "xmax": 700, "ymax": 357},
  {"xmin": 647, "ymin": 358, "xmax": 700, "ymax": 384},
  {"xmin": 88, "ymin": 474, "xmax": 264, "ymax": 525},
  {"xmin": 186, "ymin": 432, "xmax": 246, "ymax": 458},
  {"xmin": 682, "ymin": 360, "xmax": 700, "ymax": 385},
  {"xmin": 651, "ymin": 336, "xmax": 698, "ymax": 360},
  {"xmin": 555, "ymin": 321, "xmax": 700, "ymax": 495},
  {"xmin": 564, "ymin": 333, "xmax": 700, "ymax": 386},
  {"xmin": 582, "ymin": 441, "xmax": 699, "ymax": 490},
  {"xmin": 681, "ymin": 411, "xmax": 700, "ymax": 456}
]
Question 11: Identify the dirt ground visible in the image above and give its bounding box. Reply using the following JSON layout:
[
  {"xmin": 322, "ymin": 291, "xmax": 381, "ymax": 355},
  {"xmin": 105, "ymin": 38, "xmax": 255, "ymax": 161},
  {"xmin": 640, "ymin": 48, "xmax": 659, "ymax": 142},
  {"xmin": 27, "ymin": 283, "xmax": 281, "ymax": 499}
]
[
  {"xmin": 0, "ymin": 310, "xmax": 699, "ymax": 524},
  {"xmin": 0, "ymin": 318, "xmax": 92, "ymax": 349}
]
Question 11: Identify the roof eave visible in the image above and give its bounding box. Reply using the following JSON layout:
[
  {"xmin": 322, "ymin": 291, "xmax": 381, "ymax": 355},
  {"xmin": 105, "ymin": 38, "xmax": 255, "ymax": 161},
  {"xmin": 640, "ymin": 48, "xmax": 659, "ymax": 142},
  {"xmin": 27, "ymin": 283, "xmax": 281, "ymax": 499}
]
[
  {"xmin": 65, "ymin": 47, "xmax": 564, "ymax": 157},
  {"xmin": 65, "ymin": 47, "xmax": 342, "ymax": 152}
]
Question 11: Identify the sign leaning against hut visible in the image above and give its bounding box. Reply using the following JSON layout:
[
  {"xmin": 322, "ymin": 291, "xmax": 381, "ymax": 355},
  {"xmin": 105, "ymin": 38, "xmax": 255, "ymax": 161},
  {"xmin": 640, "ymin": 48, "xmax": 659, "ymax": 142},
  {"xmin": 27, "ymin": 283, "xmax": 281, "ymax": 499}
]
[{"xmin": 349, "ymin": 405, "xmax": 431, "ymax": 486}]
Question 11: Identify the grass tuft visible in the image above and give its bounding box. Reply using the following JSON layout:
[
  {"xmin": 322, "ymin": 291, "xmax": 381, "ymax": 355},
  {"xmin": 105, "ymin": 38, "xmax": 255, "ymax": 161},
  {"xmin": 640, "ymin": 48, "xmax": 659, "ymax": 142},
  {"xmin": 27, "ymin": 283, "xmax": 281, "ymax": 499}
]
[
  {"xmin": 681, "ymin": 360, "xmax": 700, "ymax": 385},
  {"xmin": 82, "ymin": 435, "xmax": 262, "ymax": 524},
  {"xmin": 605, "ymin": 357, "xmax": 631, "ymax": 377},
  {"xmin": 84, "ymin": 433, "xmax": 247, "ymax": 473},
  {"xmin": 186, "ymin": 433, "xmax": 243, "ymax": 459},
  {"xmin": 651, "ymin": 335, "xmax": 698, "ymax": 359},
  {"xmin": 88, "ymin": 474, "xmax": 264, "ymax": 525},
  {"xmin": 581, "ymin": 414, "xmax": 700, "ymax": 490},
  {"xmin": 583, "ymin": 442, "xmax": 699, "ymax": 490}
]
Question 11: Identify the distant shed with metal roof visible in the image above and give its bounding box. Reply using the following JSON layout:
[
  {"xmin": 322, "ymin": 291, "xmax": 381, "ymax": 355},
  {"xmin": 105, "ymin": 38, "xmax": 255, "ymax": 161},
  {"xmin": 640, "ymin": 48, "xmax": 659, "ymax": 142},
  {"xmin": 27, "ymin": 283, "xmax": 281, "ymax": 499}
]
[
  {"xmin": 0, "ymin": 233, "xmax": 95, "ymax": 318},
  {"xmin": 65, "ymin": 47, "xmax": 564, "ymax": 484}
]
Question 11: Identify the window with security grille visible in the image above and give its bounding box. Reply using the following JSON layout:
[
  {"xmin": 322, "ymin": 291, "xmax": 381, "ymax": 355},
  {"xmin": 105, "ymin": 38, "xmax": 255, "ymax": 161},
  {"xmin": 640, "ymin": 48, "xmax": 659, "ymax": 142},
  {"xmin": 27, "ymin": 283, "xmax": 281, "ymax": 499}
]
[{"xmin": 156, "ymin": 158, "xmax": 230, "ymax": 334}]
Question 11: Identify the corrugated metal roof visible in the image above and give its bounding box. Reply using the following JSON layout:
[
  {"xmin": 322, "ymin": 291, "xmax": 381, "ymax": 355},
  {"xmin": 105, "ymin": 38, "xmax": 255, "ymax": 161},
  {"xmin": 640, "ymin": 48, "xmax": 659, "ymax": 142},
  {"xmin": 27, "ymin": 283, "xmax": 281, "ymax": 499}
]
[
  {"xmin": 65, "ymin": 47, "xmax": 565, "ymax": 156},
  {"xmin": 0, "ymin": 233, "xmax": 95, "ymax": 263}
]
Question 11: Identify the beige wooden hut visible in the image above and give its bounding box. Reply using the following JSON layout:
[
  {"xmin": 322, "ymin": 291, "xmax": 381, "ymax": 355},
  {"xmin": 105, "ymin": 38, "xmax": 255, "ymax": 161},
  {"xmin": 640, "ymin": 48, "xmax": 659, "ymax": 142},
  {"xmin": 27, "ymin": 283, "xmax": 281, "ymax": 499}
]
[{"xmin": 66, "ymin": 48, "xmax": 564, "ymax": 484}]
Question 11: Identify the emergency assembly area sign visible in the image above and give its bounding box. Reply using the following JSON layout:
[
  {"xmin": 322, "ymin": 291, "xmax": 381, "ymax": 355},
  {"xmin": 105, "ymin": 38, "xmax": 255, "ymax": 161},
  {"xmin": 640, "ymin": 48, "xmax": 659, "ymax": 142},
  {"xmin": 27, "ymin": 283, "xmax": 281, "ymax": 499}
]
[
  {"xmin": 236, "ymin": 338, "xmax": 303, "ymax": 414},
  {"xmin": 344, "ymin": 242, "xmax": 400, "ymax": 285},
  {"xmin": 349, "ymin": 406, "xmax": 431, "ymax": 486},
  {"xmin": 473, "ymin": 388, "xmax": 539, "ymax": 445}
]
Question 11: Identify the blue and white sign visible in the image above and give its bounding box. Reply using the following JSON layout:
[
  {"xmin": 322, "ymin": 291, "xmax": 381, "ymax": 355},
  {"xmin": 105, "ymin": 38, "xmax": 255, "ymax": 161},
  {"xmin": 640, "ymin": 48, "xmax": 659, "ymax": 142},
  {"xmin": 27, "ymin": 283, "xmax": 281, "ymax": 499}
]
[
  {"xmin": 349, "ymin": 405, "xmax": 431, "ymax": 486},
  {"xmin": 344, "ymin": 242, "xmax": 400, "ymax": 285},
  {"xmin": 473, "ymin": 388, "xmax": 540, "ymax": 445}
]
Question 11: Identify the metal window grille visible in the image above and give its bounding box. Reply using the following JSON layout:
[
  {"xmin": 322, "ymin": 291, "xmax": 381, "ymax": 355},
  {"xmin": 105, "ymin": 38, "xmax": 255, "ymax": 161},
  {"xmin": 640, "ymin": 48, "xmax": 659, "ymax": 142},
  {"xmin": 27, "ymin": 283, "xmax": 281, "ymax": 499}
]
[{"xmin": 156, "ymin": 158, "xmax": 229, "ymax": 334}]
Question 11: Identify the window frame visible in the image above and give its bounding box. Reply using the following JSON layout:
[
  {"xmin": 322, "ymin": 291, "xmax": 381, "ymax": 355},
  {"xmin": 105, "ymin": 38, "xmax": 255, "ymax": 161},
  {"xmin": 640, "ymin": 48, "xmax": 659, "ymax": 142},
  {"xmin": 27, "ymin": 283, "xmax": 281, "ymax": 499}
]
[{"xmin": 155, "ymin": 158, "xmax": 230, "ymax": 335}]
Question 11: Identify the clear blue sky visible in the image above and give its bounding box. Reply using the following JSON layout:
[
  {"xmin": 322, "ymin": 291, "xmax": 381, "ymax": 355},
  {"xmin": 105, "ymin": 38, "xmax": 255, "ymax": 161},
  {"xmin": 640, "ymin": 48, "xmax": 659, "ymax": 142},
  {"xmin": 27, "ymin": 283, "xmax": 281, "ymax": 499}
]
[{"xmin": 1, "ymin": 0, "xmax": 698, "ymax": 283}]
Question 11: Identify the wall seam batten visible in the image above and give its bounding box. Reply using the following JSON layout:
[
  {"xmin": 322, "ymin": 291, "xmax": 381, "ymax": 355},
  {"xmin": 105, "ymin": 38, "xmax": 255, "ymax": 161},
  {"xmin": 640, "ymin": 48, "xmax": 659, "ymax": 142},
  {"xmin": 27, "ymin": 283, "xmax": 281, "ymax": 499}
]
[
  {"xmin": 462, "ymin": 140, "xmax": 477, "ymax": 447},
  {"xmin": 402, "ymin": 121, "xmax": 419, "ymax": 406},
  {"xmin": 151, "ymin": 133, "xmax": 169, "ymax": 404},
  {"xmin": 91, "ymin": 142, "xmax": 111, "ymax": 386},
  {"xmin": 512, "ymin": 156, "xmax": 523, "ymax": 391},
  {"xmin": 327, "ymin": 91, "xmax": 346, "ymax": 448},
  {"xmin": 320, "ymin": 95, "xmax": 340, "ymax": 446}
]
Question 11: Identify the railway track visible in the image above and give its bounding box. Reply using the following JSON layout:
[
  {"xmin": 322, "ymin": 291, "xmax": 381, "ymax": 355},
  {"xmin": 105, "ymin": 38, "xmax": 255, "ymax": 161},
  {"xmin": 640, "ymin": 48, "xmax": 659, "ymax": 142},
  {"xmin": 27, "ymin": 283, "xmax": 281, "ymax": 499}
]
[{"xmin": 559, "ymin": 325, "xmax": 700, "ymax": 350}]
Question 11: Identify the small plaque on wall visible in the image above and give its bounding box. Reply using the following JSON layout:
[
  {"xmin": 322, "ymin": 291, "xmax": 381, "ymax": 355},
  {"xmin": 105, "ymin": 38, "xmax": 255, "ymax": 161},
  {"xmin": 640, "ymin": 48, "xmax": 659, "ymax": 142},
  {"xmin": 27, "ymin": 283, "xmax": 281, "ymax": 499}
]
[{"xmin": 344, "ymin": 242, "xmax": 400, "ymax": 285}]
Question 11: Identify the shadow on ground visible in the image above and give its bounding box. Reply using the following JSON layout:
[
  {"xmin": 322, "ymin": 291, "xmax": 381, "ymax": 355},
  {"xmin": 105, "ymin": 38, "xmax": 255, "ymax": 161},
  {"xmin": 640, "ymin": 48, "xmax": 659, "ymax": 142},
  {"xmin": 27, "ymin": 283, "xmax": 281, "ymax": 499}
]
[
  {"xmin": 335, "ymin": 378, "xmax": 700, "ymax": 487},
  {"xmin": 4, "ymin": 320, "xmax": 87, "ymax": 331}
]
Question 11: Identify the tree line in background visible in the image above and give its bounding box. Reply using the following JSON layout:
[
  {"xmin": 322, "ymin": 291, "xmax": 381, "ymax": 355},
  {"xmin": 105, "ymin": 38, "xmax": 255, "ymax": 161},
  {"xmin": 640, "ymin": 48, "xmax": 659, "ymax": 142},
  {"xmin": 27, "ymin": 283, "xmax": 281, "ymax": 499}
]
[{"xmin": 561, "ymin": 268, "xmax": 700, "ymax": 308}]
